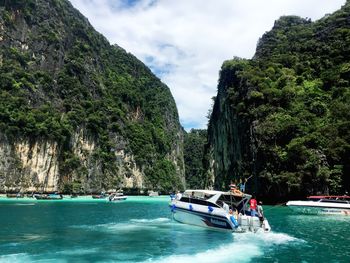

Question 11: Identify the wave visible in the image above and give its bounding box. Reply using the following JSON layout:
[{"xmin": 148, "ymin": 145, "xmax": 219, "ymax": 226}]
[
  {"xmin": 130, "ymin": 218, "xmax": 171, "ymax": 223},
  {"xmin": 0, "ymin": 253, "xmax": 31, "ymax": 263},
  {"xmin": 233, "ymin": 231, "xmax": 303, "ymax": 245},
  {"xmin": 55, "ymin": 248, "xmax": 98, "ymax": 256},
  {"xmin": 146, "ymin": 242, "xmax": 261, "ymax": 263},
  {"xmin": 72, "ymin": 217, "xmax": 172, "ymax": 232},
  {"xmin": 0, "ymin": 248, "xmax": 97, "ymax": 263},
  {"xmin": 146, "ymin": 231, "xmax": 303, "ymax": 263},
  {"xmin": 0, "ymin": 253, "xmax": 66, "ymax": 263}
]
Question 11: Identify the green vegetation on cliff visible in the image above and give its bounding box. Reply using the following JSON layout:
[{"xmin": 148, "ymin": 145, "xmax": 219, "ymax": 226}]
[
  {"xmin": 208, "ymin": 2, "xmax": 350, "ymax": 199},
  {"xmin": 184, "ymin": 129, "xmax": 207, "ymax": 189},
  {"xmin": 0, "ymin": 0, "xmax": 184, "ymax": 192}
]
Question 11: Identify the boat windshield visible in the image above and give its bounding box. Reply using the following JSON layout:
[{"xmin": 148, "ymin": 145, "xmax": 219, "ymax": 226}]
[
  {"xmin": 216, "ymin": 193, "xmax": 248, "ymax": 212},
  {"xmin": 182, "ymin": 191, "xmax": 215, "ymax": 200}
]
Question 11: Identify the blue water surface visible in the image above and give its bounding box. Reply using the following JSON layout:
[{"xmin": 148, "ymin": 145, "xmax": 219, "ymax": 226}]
[{"xmin": 0, "ymin": 196, "xmax": 349, "ymax": 262}]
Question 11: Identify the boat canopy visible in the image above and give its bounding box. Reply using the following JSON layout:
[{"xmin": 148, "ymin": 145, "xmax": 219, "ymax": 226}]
[{"xmin": 182, "ymin": 189, "xmax": 252, "ymax": 213}]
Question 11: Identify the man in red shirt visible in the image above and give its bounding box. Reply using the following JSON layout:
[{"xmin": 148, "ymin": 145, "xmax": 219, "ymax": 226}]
[{"xmin": 250, "ymin": 196, "xmax": 257, "ymax": 217}]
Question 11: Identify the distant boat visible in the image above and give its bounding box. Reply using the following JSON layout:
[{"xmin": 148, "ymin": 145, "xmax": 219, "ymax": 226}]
[
  {"xmin": 286, "ymin": 195, "xmax": 350, "ymax": 215},
  {"xmin": 109, "ymin": 192, "xmax": 127, "ymax": 201},
  {"xmin": 148, "ymin": 191, "xmax": 159, "ymax": 197},
  {"xmin": 6, "ymin": 193, "xmax": 24, "ymax": 198},
  {"xmin": 92, "ymin": 193, "xmax": 108, "ymax": 199},
  {"xmin": 33, "ymin": 193, "xmax": 63, "ymax": 200}
]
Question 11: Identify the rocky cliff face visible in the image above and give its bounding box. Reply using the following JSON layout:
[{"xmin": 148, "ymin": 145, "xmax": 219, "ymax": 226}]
[
  {"xmin": 206, "ymin": 60, "xmax": 259, "ymax": 193},
  {"xmin": 206, "ymin": 2, "xmax": 350, "ymax": 199},
  {"xmin": 0, "ymin": 0, "xmax": 185, "ymax": 193}
]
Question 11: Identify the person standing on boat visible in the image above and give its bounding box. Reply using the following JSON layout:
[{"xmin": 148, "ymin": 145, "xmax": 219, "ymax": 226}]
[
  {"xmin": 223, "ymin": 202, "xmax": 230, "ymax": 213},
  {"xmin": 250, "ymin": 196, "xmax": 257, "ymax": 217},
  {"xmin": 176, "ymin": 191, "xmax": 182, "ymax": 200},
  {"xmin": 239, "ymin": 178, "xmax": 247, "ymax": 193},
  {"xmin": 230, "ymin": 183, "xmax": 243, "ymax": 196},
  {"xmin": 257, "ymin": 201, "xmax": 264, "ymax": 222}
]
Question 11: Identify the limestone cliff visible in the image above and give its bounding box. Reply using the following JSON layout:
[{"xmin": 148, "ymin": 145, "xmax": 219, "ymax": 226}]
[
  {"xmin": 206, "ymin": 61, "xmax": 259, "ymax": 193},
  {"xmin": 206, "ymin": 3, "xmax": 350, "ymax": 199},
  {"xmin": 0, "ymin": 0, "xmax": 185, "ymax": 193}
]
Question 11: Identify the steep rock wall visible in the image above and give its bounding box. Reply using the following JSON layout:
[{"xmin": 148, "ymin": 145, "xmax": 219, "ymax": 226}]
[
  {"xmin": 206, "ymin": 2, "xmax": 350, "ymax": 198},
  {"xmin": 0, "ymin": 0, "xmax": 185, "ymax": 193},
  {"xmin": 207, "ymin": 66, "xmax": 258, "ymax": 192},
  {"xmin": 0, "ymin": 128, "xmax": 181, "ymax": 193}
]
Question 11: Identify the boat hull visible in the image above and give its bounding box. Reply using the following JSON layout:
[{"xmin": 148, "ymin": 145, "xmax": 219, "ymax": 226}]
[
  {"xmin": 169, "ymin": 189, "xmax": 271, "ymax": 233},
  {"xmin": 109, "ymin": 196, "xmax": 127, "ymax": 201},
  {"xmin": 172, "ymin": 207, "xmax": 234, "ymax": 231},
  {"xmin": 287, "ymin": 201, "xmax": 350, "ymax": 215},
  {"xmin": 92, "ymin": 195, "xmax": 107, "ymax": 199},
  {"xmin": 33, "ymin": 194, "xmax": 63, "ymax": 200}
]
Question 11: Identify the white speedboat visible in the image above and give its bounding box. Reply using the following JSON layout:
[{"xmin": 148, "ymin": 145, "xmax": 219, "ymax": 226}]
[
  {"xmin": 170, "ymin": 189, "xmax": 271, "ymax": 232},
  {"xmin": 148, "ymin": 191, "xmax": 159, "ymax": 197},
  {"xmin": 109, "ymin": 192, "xmax": 127, "ymax": 201},
  {"xmin": 286, "ymin": 195, "xmax": 350, "ymax": 215}
]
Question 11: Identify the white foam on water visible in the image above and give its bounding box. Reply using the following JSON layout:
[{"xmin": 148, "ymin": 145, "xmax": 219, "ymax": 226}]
[
  {"xmin": 146, "ymin": 231, "xmax": 303, "ymax": 263},
  {"xmin": 13, "ymin": 203, "xmax": 35, "ymax": 206},
  {"xmin": 72, "ymin": 222, "xmax": 156, "ymax": 233},
  {"xmin": 72, "ymin": 217, "xmax": 172, "ymax": 232},
  {"xmin": 0, "ymin": 252, "xmax": 74, "ymax": 263},
  {"xmin": 233, "ymin": 231, "xmax": 303, "ymax": 246},
  {"xmin": 130, "ymin": 218, "xmax": 171, "ymax": 223},
  {"xmin": 22, "ymin": 234, "xmax": 44, "ymax": 241},
  {"xmin": 105, "ymin": 217, "xmax": 172, "ymax": 231},
  {"xmin": 146, "ymin": 242, "xmax": 262, "ymax": 263},
  {"xmin": 0, "ymin": 253, "xmax": 31, "ymax": 263},
  {"xmin": 55, "ymin": 247, "xmax": 98, "ymax": 256}
]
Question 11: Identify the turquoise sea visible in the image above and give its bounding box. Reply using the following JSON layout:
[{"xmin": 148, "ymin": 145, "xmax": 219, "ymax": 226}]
[{"xmin": 0, "ymin": 196, "xmax": 349, "ymax": 263}]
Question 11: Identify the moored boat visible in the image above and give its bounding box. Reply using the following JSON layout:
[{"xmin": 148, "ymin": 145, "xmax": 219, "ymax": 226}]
[
  {"xmin": 6, "ymin": 193, "xmax": 24, "ymax": 198},
  {"xmin": 148, "ymin": 191, "xmax": 159, "ymax": 197},
  {"xmin": 170, "ymin": 189, "xmax": 271, "ymax": 233},
  {"xmin": 33, "ymin": 193, "xmax": 63, "ymax": 200},
  {"xmin": 92, "ymin": 193, "xmax": 108, "ymax": 199},
  {"xmin": 286, "ymin": 195, "xmax": 350, "ymax": 215}
]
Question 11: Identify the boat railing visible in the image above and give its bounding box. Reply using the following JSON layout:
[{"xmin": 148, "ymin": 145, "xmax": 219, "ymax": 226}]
[{"xmin": 320, "ymin": 199, "xmax": 349, "ymax": 204}]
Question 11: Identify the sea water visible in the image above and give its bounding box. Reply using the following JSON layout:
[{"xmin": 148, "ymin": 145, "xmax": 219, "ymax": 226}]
[{"xmin": 0, "ymin": 196, "xmax": 349, "ymax": 262}]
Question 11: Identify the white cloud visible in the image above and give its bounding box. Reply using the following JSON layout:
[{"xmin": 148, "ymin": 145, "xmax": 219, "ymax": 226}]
[{"xmin": 69, "ymin": 0, "xmax": 345, "ymax": 130}]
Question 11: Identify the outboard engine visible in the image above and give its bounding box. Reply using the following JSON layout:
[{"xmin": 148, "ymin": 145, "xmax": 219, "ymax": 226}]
[
  {"xmin": 238, "ymin": 214, "xmax": 250, "ymax": 231},
  {"xmin": 262, "ymin": 219, "xmax": 271, "ymax": 232},
  {"xmin": 250, "ymin": 216, "xmax": 261, "ymax": 232}
]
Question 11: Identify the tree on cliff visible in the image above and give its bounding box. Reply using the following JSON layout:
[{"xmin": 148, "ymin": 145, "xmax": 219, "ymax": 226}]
[
  {"xmin": 206, "ymin": 2, "xmax": 350, "ymax": 199},
  {"xmin": 0, "ymin": 0, "xmax": 185, "ymax": 193}
]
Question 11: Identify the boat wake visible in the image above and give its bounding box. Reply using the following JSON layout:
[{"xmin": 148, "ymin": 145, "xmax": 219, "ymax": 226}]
[
  {"xmin": 0, "ymin": 218, "xmax": 304, "ymax": 263},
  {"xmin": 0, "ymin": 253, "xmax": 34, "ymax": 263},
  {"xmin": 233, "ymin": 231, "xmax": 302, "ymax": 245},
  {"xmin": 146, "ymin": 231, "xmax": 304, "ymax": 263},
  {"xmin": 71, "ymin": 217, "xmax": 172, "ymax": 233},
  {"xmin": 130, "ymin": 218, "xmax": 171, "ymax": 223},
  {"xmin": 146, "ymin": 242, "xmax": 261, "ymax": 263},
  {"xmin": 12, "ymin": 203, "xmax": 36, "ymax": 206}
]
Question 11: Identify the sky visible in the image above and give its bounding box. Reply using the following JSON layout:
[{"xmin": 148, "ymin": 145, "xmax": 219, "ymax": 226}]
[{"xmin": 69, "ymin": 0, "xmax": 345, "ymax": 131}]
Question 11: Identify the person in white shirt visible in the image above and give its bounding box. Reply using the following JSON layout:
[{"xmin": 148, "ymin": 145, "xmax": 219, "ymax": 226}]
[
  {"xmin": 257, "ymin": 201, "xmax": 264, "ymax": 222},
  {"xmin": 176, "ymin": 191, "xmax": 182, "ymax": 200},
  {"xmin": 223, "ymin": 202, "xmax": 230, "ymax": 213}
]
